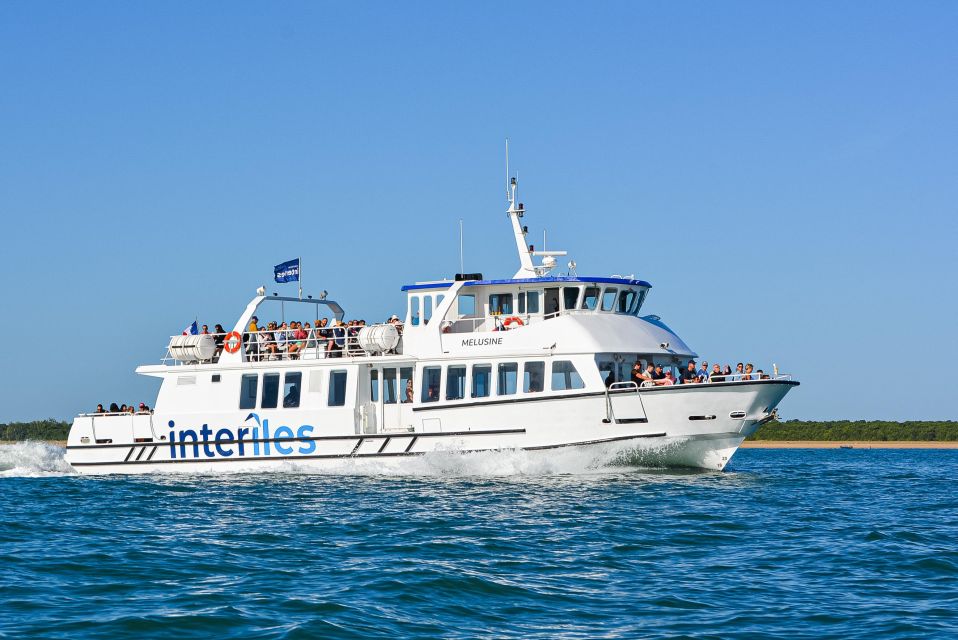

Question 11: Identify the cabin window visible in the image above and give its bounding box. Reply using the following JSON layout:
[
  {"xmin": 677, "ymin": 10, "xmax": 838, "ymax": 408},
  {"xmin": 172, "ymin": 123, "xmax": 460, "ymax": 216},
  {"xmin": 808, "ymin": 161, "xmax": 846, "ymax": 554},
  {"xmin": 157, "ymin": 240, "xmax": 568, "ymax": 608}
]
[
  {"xmin": 552, "ymin": 361, "xmax": 585, "ymax": 390},
  {"xmin": 369, "ymin": 369, "xmax": 379, "ymax": 403},
  {"xmin": 422, "ymin": 366, "xmax": 441, "ymax": 402},
  {"xmin": 400, "ymin": 367, "xmax": 414, "ymax": 403},
  {"xmin": 601, "ymin": 288, "xmax": 618, "ymax": 311},
  {"xmin": 261, "ymin": 373, "xmax": 280, "ymax": 409},
  {"xmin": 618, "ymin": 290, "xmax": 636, "ymax": 314},
  {"xmin": 472, "ymin": 364, "xmax": 492, "ymax": 398},
  {"xmin": 383, "ymin": 368, "xmax": 398, "ymax": 404},
  {"xmin": 446, "ymin": 366, "xmax": 466, "ymax": 400},
  {"xmin": 497, "ymin": 362, "xmax": 518, "ymax": 396},
  {"xmin": 239, "ymin": 374, "xmax": 258, "ymax": 410},
  {"xmin": 563, "ymin": 287, "xmax": 580, "ymax": 311},
  {"xmin": 328, "ymin": 370, "xmax": 347, "ymax": 407},
  {"xmin": 544, "ymin": 288, "xmax": 560, "ymax": 317},
  {"xmin": 458, "ymin": 294, "xmax": 476, "ymax": 317},
  {"xmin": 523, "ymin": 361, "xmax": 545, "ymax": 393},
  {"xmin": 283, "ymin": 372, "xmax": 302, "ymax": 408},
  {"xmin": 517, "ymin": 292, "xmax": 525, "ymax": 314},
  {"xmin": 597, "ymin": 360, "xmax": 616, "ymax": 387},
  {"xmin": 582, "ymin": 287, "xmax": 600, "ymax": 310},
  {"xmin": 489, "ymin": 293, "xmax": 513, "ymax": 315},
  {"xmin": 526, "ymin": 291, "xmax": 540, "ymax": 313},
  {"xmin": 410, "ymin": 297, "xmax": 420, "ymax": 326}
]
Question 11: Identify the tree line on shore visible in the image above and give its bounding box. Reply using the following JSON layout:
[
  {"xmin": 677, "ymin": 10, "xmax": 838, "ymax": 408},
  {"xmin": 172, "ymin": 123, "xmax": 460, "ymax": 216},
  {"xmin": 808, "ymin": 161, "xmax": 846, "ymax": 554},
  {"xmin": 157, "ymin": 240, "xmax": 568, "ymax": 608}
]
[
  {"xmin": 748, "ymin": 420, "xmax": 958, "ymax": 441},
  {"xmin": 1, "ymin": 419, "xmax": 956, "ymax": 443}
]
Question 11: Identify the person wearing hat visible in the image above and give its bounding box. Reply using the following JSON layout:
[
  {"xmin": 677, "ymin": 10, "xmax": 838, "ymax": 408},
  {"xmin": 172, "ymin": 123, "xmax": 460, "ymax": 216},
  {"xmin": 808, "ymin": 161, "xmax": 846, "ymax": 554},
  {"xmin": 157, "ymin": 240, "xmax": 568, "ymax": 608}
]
[
  {"xmin": 697, "ymin": 361, "xmax": 709, "ymax": 383},
  {"xmin": 681, "ymin": 360, "xmax": 698, "ymax": 384},
  {"xmin": 652, "ymin": 363, "xmax": 666, "ymax": 381}
]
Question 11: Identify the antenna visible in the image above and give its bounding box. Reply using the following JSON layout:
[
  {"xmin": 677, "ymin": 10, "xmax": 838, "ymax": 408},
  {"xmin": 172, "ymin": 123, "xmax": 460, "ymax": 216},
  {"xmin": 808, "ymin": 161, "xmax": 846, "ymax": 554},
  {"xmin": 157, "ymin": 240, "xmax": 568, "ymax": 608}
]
[
  {"xmin": 505, "ymin": 138, "xmax": 510, "ymax": 201},
  {"xmin": 459, "ymin": 219, "xmax": 464, "ymax": 274}
]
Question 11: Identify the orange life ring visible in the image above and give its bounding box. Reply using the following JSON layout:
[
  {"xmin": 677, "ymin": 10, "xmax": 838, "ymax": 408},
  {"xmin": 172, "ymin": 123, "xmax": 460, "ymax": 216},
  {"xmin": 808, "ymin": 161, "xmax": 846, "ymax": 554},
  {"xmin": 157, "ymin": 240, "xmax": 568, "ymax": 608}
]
[
  {"xmin": 502, "ymin": 316, "xmax": 524, "ymax": 329},
  {"xmin": 224, "ymin": 331, "xmax": 242, "ymax": 353}
]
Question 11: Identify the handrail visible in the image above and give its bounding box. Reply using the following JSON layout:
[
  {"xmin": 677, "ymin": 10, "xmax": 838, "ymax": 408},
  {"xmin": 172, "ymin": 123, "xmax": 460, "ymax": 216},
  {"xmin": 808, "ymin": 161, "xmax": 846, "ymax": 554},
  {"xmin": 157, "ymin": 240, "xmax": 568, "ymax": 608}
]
[{"xmin": 638, "ymin": 373, "xmax": 793, "ymax": 387}]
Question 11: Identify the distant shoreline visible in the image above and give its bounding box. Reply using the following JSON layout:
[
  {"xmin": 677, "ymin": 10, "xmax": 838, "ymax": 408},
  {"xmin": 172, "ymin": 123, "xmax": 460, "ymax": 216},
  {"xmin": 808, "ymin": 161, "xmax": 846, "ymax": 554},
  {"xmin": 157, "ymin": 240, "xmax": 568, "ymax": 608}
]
[{"xmin": 741, "ymin": 441, "xmax": 958, "ymax": 449}]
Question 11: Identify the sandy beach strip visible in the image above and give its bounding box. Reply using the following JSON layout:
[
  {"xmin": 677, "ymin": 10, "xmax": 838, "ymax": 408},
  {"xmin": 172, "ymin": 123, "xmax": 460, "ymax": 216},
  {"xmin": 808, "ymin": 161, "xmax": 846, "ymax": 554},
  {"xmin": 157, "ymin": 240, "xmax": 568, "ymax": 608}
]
[{"xmin": 742, "ymin": 441, "xmax": 958, "ymax": 449}]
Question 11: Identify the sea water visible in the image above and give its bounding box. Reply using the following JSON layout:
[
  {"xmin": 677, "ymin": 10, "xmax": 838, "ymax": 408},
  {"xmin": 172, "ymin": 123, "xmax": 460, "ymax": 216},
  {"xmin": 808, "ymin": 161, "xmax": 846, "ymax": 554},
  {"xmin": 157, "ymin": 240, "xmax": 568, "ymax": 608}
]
[{"xmin": 1, "ymin": 443, "xmax": 956, "ymax": 639}]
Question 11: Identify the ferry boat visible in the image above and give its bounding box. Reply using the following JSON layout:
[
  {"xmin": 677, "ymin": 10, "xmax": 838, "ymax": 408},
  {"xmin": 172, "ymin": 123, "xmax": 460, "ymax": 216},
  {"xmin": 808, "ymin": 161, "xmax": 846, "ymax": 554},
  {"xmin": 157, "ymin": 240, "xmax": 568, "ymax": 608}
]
[{"xmin": 64, "ymin": 172, "xmax": 798, "ymax": 474}]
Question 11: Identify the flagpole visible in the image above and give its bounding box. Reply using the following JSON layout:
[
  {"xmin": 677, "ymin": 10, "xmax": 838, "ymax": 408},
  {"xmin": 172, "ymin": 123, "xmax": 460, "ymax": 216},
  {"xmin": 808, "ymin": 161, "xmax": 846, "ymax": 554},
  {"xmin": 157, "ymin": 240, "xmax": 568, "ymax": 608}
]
[{"xmin": 299, "ymin": 256, "xmax": 303, "ymax": 300}]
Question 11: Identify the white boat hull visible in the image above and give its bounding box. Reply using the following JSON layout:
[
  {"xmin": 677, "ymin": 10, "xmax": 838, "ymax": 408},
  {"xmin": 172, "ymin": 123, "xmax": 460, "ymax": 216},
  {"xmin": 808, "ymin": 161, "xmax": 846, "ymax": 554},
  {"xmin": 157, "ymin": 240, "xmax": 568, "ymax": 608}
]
[{"xmin": 65, "ymin": 381, "xmax": 796, "ymax": 474}]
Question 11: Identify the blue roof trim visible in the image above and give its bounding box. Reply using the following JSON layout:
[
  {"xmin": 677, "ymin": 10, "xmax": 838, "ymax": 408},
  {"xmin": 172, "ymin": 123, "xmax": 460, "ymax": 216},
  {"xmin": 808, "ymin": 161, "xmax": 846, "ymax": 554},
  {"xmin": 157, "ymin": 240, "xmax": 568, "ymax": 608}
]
[
  {"xmin": 463, "ymin": 276, "xmax": 652, "ymax": 288},
  {"xmin": 400, "ymin": 282, "xmax": 455, "ymax": 292},
  {"xmin": 401, "ymin": 276, "xmax": 651, "ymax": 292}
]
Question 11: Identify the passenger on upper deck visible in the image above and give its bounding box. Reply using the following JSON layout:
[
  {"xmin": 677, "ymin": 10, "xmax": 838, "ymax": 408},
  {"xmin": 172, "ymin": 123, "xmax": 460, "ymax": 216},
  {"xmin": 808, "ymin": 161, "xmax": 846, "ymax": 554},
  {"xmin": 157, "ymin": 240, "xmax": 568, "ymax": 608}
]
[
  {"xmin": 213, "ymin": 324, "xmax": 226, "ymax": 360},
  {"xmin": 95, "ymin": 403, "xmax": 105, "ymax": 413},
  {"xmin": 652, "ymin": 364, "xmax": 666, "ymax": 382},
  {"xmin": 709, "ymin": 364, "xmax": 724, "ymax": 383},
  {"xmin": 681, "ymin": 360, "xmax": 698, "ymax": 384},
  {"xmin": 697, "ymin": 361, "xmax": 709, "ymax": 383}
]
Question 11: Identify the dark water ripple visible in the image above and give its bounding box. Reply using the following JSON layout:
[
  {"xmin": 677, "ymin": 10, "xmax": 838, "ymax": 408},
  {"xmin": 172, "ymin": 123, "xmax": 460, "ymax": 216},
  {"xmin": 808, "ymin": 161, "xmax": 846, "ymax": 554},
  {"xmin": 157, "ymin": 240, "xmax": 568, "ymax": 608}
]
[{"xmin": 1, "ymin": 446, "xmax": 958, "ymax": 639}]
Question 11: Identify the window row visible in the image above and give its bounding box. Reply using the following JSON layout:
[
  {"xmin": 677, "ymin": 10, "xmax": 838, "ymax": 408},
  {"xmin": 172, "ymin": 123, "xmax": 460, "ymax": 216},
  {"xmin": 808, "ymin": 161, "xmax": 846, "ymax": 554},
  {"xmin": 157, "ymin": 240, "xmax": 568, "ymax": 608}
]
[
  {"xmin": 420, "ymin": 360, "xmax": 585, "ymax": 403},
  {"xmin": 484, "ymin": 286, "xmax": 647, "ymax": 317},
  {"xmin": 238, "ymin": 370, "xmax": 349, "ymax": 409}
]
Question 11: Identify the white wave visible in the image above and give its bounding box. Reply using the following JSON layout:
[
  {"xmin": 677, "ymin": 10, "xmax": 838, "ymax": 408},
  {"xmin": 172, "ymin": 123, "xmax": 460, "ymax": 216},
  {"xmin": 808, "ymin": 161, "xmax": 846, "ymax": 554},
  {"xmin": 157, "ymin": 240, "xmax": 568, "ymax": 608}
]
[{"xmin": 0, "ymin": 441, "xmax": 76, "ymax": 477}]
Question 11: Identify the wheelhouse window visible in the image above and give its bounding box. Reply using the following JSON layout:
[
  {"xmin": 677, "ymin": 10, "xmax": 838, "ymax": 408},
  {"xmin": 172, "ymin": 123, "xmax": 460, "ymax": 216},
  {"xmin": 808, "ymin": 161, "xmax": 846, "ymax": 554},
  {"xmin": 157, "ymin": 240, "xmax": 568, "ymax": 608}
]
[
  {"xmin": 458, "ymin": 294, "xmax": 476, "ymax": 317},
  {"xmin": 283, "ymin": 372, "xmax": 302, "ymax": 408},
  {"xmin": 526, "ymin": 291, "xmax": 540, "ymax": 313},
  {"xmin": 552, "ymin": 361, "xmax": 585, "ymax": 390},
  {"xmin": 497, "ymin": 362, "xmax": 518, "ymax": 396},
  {"xmin": 410, "ymin": 297, "xmax": 420, "ymax": 326},
  {"xmin": 446, "ymin": 366, "xmax": 466, "ymax": 400},
  {"xmin": 617, "ymin": 290, "xmax": 636, "ymax": 314},
  {"xmin": 422, "ymin": 366, "xmax": 441, "ymax": 403},
  {"xmin": 472, "ymin": 364, "xmax": 492, "ymax": 398},
  {"xmin": 400, "ymin": 367, "xmax": 414, "ymax": 403},
  {"xmin": 632, "ymin": 290, "xmax": 648, "ymax": 315},
  {"xmin": 261, "ymin": 373, "xmax": 280, "ymax": 409},
  {"xmin": 239, "ymin": 374, "xmax": 258, "ymax": 410},
  {"xmin": 489, "ymin": 293, "xmax": 513, "ymax": 315},
  {"xmin": 383, "ymin": 368, "xmax": 398, "ymax": 404},
  {"xmin": 563, "ymin": 287, "xmax": 580, "ymax": 311},
  {"xmin": 601, "ymin": 288, "xmax": 618, "ymax": 311},
  {"xmin": 581, "ymin": 287, "xmax": 600, "ymax": 310},
  {"xmin": 369, "ymin": 369, "xmax": 379, "ymax": 403},
  {"xmin": 328, "ymin": 370, "xmax": 347, "ymax": 407},
  {"xmin": 523, "ymin": 361, "xmax": 545, "ymax": 393}
]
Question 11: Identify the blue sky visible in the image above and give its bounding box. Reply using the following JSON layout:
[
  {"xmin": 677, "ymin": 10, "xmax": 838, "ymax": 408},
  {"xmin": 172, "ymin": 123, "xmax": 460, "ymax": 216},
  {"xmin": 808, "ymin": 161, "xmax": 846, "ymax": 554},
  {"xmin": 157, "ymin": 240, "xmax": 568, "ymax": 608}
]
[{"xmin": 1, "ymin": 2, "xmax": 955, "ymax": 422}]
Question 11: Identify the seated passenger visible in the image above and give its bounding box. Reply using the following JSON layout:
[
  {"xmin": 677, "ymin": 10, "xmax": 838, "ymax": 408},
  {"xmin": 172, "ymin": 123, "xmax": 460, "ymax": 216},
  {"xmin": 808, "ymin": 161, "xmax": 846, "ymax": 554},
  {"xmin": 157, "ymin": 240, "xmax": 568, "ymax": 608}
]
[
  {"xmin": 681, "ymin": 360, "xmax": 698, "ymax": 384},
  {"xmin": 259, "ymin": 323, "xmax": 277, "ymax": 360},
  {"xmin": 652, "ymin": 364, "xmax": 666, "ymax": 381},
  {"xmin": 274, "ymin": 322, "xmax": 289, "ymax": 358},
  {"xmin": 723, "ymin": 365, "xmax": 733, "ymax": 379},
  {"xmin": 137, "ymin": 402, "xmax": 150, "ymax": 413},
  {"xmin": 743, "ymin": 363, "xmax": 754, "ymax": 381},
  {"xmin": 631, "ymin": 360, "xmax": 647, "ymax": 386},
  {"xmin": 697, "ymin": 361, "xmax": 709, "ymax": 383},
  {"xmin": 757, "ymin": 369, "xmax": 770, "ymax": 380},
  {"xmin": 404, "ymin": 379, "xmax": 414, "ymax": 403},
  {"xmin": 660, "ymin": 371, "xmax": 676, "ymax": 386},
  {"xmin": 95, "ymin": 403, "xmax": 105, "ymax": 414},
  {"xmin": 109, "ymin": 402, "xmax": 120, "ymax": 413},
  {"xmin": 734, "ymin": 362, "xmax": 745, "ymax": 381},
  {"xmin": 200, "ymin": 324, "xmax": 210, "ymax": 335},
  {"xmin": 709, "ymin": 364, "xmax": 724, "ymax": 383}
]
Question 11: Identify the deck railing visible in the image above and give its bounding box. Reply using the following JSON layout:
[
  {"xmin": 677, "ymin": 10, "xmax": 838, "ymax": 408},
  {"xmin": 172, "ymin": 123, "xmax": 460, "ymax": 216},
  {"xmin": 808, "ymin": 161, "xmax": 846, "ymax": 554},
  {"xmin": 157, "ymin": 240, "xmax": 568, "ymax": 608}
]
[{"xmin": 161, "ymin": 328, "xmax": 403, "ymax": 365}]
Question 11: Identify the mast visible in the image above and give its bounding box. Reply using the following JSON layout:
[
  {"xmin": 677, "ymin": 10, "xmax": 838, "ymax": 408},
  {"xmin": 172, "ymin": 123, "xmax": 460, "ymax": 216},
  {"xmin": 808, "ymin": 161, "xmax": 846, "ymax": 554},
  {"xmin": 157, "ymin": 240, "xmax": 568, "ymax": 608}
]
[{"xmin": 505, "ymin": 141, "xmax": 567, "ymax": 279}]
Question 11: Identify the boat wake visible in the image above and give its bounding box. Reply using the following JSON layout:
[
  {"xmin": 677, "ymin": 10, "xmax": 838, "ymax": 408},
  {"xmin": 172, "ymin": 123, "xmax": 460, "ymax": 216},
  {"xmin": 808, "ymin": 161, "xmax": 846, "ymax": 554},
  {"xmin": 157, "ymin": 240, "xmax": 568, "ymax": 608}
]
[
  {"xmin": 0, "ymin": 442, "xmax": 76, "ymax": 477},
  {"xmin": 0, "ymin": 439, "xmax": 711, "ymax": 479}
]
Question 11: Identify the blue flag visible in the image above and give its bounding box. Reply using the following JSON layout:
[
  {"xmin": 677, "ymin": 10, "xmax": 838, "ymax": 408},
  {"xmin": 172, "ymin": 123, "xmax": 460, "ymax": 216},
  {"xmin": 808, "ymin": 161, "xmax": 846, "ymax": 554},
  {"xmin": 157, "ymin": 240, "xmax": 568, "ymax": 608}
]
[
  {"xmin": 183, "ymin": 320, "xmax": 198, "ymax": 335},
  {"xmin": 274, "ymin": 258, "xmax": 300, "ymax": 283}
]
